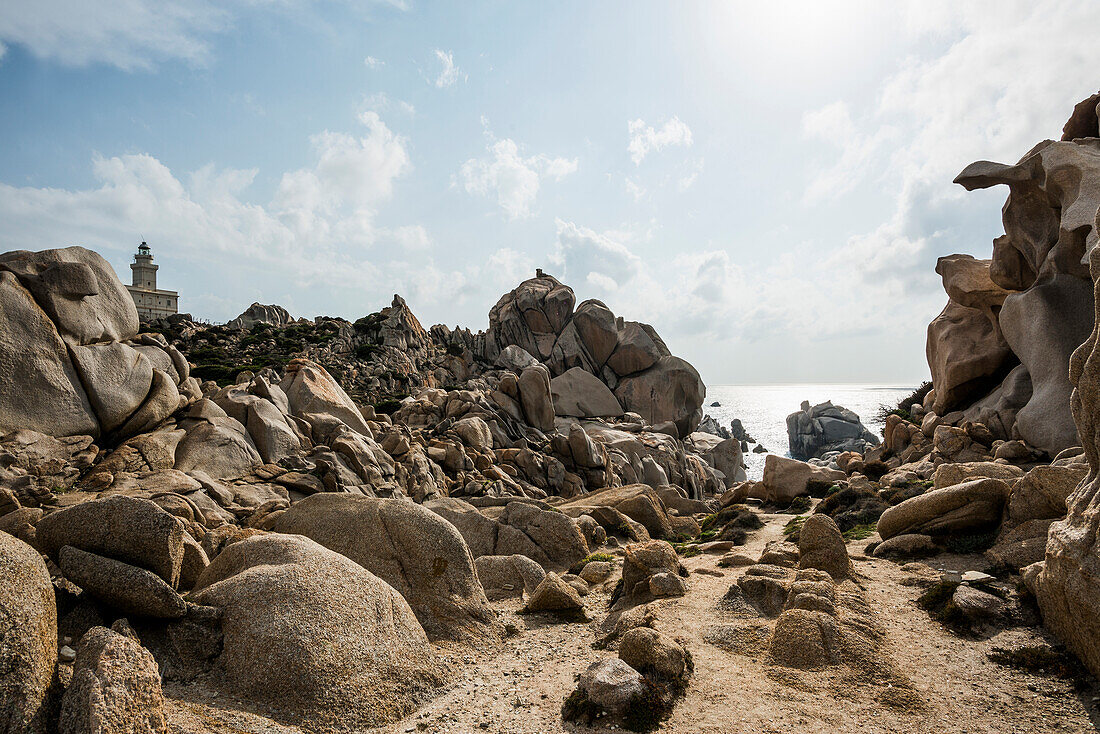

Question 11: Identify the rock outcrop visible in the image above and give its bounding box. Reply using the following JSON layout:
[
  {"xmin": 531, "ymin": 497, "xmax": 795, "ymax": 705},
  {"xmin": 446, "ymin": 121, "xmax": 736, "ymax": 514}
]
[
  {"xmin": 59, "ymin": 625, "xmax": 169, "ymax": 734},
  {"xmin": 0, "ymin": 247, "xmax": 198, "ymax": 441},
  {"xmin": 786, "ymin": 400, "xmax": 879, "ymax": 460},
  {"xmin": 1037, "ymin": 204, "xmax": 1100, "ymax": 676},
  {"xmin": 226, "ymin": 302, "xmax": 292, "ymax": 330},
  {"xmin": 484, "ymin": 273, "xmax": 705, "ymax": 436},
  {"xmin": 926, "ymin": 96, "xmax": 1100, "ymax": 455},
  {"xmin": 272, "ymin": 493, "xmax": 500, "ymax": 644}
]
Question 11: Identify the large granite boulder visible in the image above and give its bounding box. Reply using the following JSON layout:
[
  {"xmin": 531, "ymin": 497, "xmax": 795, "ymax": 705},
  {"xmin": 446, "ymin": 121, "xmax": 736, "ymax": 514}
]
[
  {"xmin": 1037, "ymin": 218, "xmax": 1100, "ymax": 676},
  {"xmin": 998, "ymin": 274, "xmax": 1093, "ymax": 454},
  {"xmin": 786, "ymin": 400, "xmax": 879, "ymax": 460},
  {"xmin": 59, "ymin": 626, "xmax": 168, "ymax": 734},
  {"xmin": 927, "ymin": 300, "xmax": 1015, "ymax": 416},
  {"xmin": 686, "ymin": 432, "xmax": 746, "ymax": 487},
  {"xmin": 226, "ymin": 302, "xmax": 291, "ymax": 330},
  {"xmin": 0, "ymin": 247, "xmax": 197, "ymax": 440},
  {"xmin": 876, "ymin": 478, "xmax": 1010, "ymax": 540},
  {"xmin": 550, "ymin": 367, "xmax": 624, "ymax": 418},
  {"xmin": 760, "ymin": 455, "xmax": 845, "ymax": 505},
  {"xmin": 273, "ymin": 493, "xmax": 500, "ymax": 644},
  {"xmin": 488, "ymin": 272, "xmax": 575, "ymax": 361},
  {"xmin": 280, "ymin": 358, "xmax": 372, "ymax": 437},
  {"xmin": 0, "ymin": 532, "xmax": 56, "ymax": 734},
  {"xmin": 191, "ymin": 534, "xmax": 443, "ymax": 730},
  {"xmin": 927, "ymin": 254, "xmax": 1016, "ymax": 414},
  {"xmin": 425, "ymin": 497, "xmax": 587, "ymax": 572},
  {"xmin": 36, "ymin": 495, "xmax": 186, "ymax": 588},
  {"xmin": 614, "ymin": 356, "xmax": 704, "ymax": 438}
]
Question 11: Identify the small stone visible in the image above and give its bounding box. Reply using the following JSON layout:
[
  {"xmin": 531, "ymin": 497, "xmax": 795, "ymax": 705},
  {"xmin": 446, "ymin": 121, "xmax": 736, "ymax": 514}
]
[
  {"xmin": 961, "ymin": 570, "xmax": 995, "ymax": 584},
  {"xmin": 579, "ymin": 561, "xmax": 613, "ymax": 584},
  {"xmin": 578, "ymin": 658, "xmax": 645, "ymax": 715},
  {"xmin": 59, "ymin": 646, "xmax": 77, "ymax": 663},
  {"xmin": 648, "ymin": 572, "xmax": 687, "ymax": 597},
  {"xmin": 951, "ymin": 585, "xmax": 1005, "ymax": 620}
]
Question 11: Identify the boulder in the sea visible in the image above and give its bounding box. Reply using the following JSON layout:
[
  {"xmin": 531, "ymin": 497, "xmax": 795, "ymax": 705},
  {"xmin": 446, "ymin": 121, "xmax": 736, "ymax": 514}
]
[{"xmin": 786, "ymin": 400, "xmax": 879, "ymax": 460}]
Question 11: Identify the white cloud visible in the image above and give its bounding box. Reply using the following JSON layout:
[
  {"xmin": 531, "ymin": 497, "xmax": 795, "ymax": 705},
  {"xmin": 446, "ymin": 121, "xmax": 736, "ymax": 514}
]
[
  {"xmin": 432, "ymin": 49, "xmax": 464, "ymax": 88},
  {"xmin": 624, "ymin": 178, "xmax": 646, "ymax": 201},
  {"xmin": 550, "ymin": 220, "xmax": 641, "ymax": 290},
  {"xmin": 486, "ymin": 248, "xmax": 535, "ymax": 289},
  {"xmin": 678, "ymin": 158, "xmax": 704, "ymax": 191},
  {"xmin": 459, "ymin": 137, "xmax": 578, "ymax": 219},
  {"xmin": 627, "ymin": 116, "xmax": 693, "ymax": 164},
  {"xmin": 0, "ymin": 0, "xmax": 227, "ymax": 70},
  {"xmin": 387, "ymin": 224, "xmax": 432, "ymax": 251},
  {"xmin": 0, "ymin": 112, "xmax": 468, "ymax": 322},
  {"xmin": 363, "ymin": 55, "xmax": 384, "ymax": 68},
  {"xmin": 0, "ymin": 1, "xmax": 406, "ymax": 71},
  {"xmin": 272, "ymin": 111, "xmax": 409, "ymax": 218},
  {"xmin": 805, "ymin": 0, "xmax": 1100, "ymax": 295}
]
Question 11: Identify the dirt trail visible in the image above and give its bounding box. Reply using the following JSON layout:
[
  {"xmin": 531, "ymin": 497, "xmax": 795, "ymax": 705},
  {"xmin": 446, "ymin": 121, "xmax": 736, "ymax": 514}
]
[{"xmin": 166, "ymin": 511, "xmax": 1100, "ymax": 733}]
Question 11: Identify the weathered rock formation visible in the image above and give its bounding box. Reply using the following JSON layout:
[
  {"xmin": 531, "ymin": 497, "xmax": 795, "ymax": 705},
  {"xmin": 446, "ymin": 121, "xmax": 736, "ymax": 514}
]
[
  {"xmin": 191, "ymin": 534, "xmax": 444, "ymax": 730},
  {"xmin": 1036, "ymin": 209, "xmax": 1100, "ymax": 676},
  {"xmin": 0, "ymin": 247, "xmax": 199, "ymax": 442},
  {"xmin": 786, "ymin": 400, "xmax": 879, "ymax": 460},
  {"xmin": 226, "ymin": 302, "xmax": 292, "ymax": 331},
  {"xmin": 0, "ymin": 532, "xmax": 56, "ymax": 734},
  {"xmin": 481, "ymin": 273, "xmax": 705, "ymax": 437},
  {"xmin": 926, "ymin": 95, "xmax": 1100, "ymax": 455}
]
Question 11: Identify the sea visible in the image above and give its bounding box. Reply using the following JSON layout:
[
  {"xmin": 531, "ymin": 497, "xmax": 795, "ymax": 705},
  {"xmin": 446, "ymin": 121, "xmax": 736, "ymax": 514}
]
[{"xmin": 702, "ymin": 384, "xmax": 915, "ymax": 480}]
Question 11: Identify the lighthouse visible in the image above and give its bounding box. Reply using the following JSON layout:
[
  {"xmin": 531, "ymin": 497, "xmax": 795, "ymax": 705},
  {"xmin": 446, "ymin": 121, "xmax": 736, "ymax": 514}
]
[{"xmin": 124, "ymin": 242, "xmax": 178, "ymax": 321}]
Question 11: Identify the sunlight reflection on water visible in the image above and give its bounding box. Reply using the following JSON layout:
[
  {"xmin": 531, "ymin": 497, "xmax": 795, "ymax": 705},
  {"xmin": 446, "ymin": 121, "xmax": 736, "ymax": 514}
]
[{"xmin": 701, "ymin": 384, "xmax": 914, "ymax": 480}]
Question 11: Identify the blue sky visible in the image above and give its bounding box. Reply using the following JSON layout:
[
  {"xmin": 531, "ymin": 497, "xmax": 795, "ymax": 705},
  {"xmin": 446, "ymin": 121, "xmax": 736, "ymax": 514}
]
[{"xmin": 1, "ymin": 1, "xmax": 1097, "ymax": 385}]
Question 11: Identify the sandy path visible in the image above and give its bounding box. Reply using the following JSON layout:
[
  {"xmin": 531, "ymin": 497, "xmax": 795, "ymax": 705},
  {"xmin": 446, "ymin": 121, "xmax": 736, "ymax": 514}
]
[{"xmin": 166, "ymin": 511, "xmax": 1100, "ymax": 733}]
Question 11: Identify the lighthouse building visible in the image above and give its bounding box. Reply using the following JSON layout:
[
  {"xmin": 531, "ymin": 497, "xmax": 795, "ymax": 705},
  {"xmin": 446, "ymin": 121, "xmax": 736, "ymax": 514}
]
[{"xmin": 125, "ymin": 242, "xmax": 178, "ymax": 321}]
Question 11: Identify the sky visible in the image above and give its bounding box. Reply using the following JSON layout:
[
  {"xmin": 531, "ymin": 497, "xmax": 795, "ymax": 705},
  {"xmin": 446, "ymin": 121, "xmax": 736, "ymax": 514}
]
[{"xmin": 1, "ymin": 1, "xmax": 1098, "ymax": 386}]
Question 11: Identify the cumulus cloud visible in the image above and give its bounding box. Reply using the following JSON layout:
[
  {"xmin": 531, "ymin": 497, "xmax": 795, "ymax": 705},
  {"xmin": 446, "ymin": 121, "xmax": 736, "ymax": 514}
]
[
  {"xmin": 459, "ymin": 137, "xmax": 578, "ymax": 219},
  {"xmin": 0, "ymin": 112, "xmax": 474, "ymax": 321},
  {"xmin": 627, "ymin": 116, "xmax": 693, "ymax": 164},
  {"xmin": 485, "ymin": 248, "xmax": 535, "ymax": 289},
  {"xmin": 432, "ymin": 49, "xmax": 464, "ymax": 87},
  {"xmin": 0, "ymin": 0, "xmax": 227, "ymax": 70},
  {"xmin": 272, "ymin": 111, "xmax": 409, "ymax": 220},
  {"xmin": 550, "ymin": 220, "xmax": 641, "ymax": 290},
  {"xmin": 363, "ymin": 55, "xmax": 384, "ymax": 68}
]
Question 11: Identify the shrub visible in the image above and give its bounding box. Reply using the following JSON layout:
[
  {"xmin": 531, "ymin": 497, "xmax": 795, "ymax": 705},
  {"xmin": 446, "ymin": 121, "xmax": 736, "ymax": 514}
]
[
  {"xmin": 782, "ymin": 515, "xmax": 806, "ymax": 541},
  {"xmin": 568, "ymin": 552, "xmax": 616, "ymax": 575},
  {"xmin": 842, "ymin": 523, "xmax": 877, "ymax": 541},
  {"xmin": 875, "ymin": 381, "xmax": 933, "ymax": 428},
  {"xmin": 944, "ymin": 530, "xmax": 998, "ymax": 555},
  {"xmin": 373, "ymin": 399, "xmax": 404, "ymax": 415},
  {"xmin": 988, "ymin": 645, "xmax": 1089, "ymax": 687}
]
